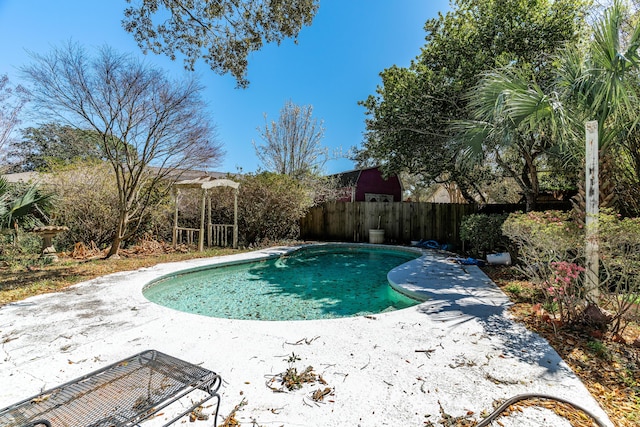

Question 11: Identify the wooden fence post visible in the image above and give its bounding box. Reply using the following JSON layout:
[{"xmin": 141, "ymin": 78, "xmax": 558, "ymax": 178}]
[{"xmin": 585, "ymin": 120, "xmax": 600, "ymax": 302}]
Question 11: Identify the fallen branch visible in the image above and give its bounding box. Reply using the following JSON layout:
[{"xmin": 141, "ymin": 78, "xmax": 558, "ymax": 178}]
[
  {"xmin": 220, "ymin": 397, "xmax": 247, "ymax": 427},
  {"xmin": 284, "ymin": 336, "xmax": 320, "ymax": 346}
]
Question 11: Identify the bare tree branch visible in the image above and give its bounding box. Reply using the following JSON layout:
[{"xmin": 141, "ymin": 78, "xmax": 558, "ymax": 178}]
[
  {"xmin": 0, "ymin": 75, "xmax": 28, "ymax": 166},
  {"xmin": 22, "ymin": 42, "xmax": 224, "ymax": 257},
  {"xmin": 253, "ymin": 100, "xmax": 327, "ymax": 178}
]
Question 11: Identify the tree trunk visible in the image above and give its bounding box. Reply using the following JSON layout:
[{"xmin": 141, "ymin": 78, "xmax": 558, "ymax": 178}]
[
  {"xmin": 105, "ymin": 210, "xmax": 128, "ymax": 258},
  {"xmin": 106, "ymin": 236, "xmax": 122, "ymax": 258},
  {"xmin": 522, "ymin": 146, "xmax": 540, "ymax": 212},
  {"xmin": 494, "ymin": 150, "xmax": 537, "ymax": 211},
  {"xmin": 457, "ymin": 184, "xmax": 478, "ymax": 204},
  {"xmin": 524, "ymin": 190, "xmax": 536, "ymax": 212}
]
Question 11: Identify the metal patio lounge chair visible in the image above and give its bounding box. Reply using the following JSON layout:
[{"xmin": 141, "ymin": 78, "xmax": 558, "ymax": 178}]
[{"xmin": 0, "ymin": 350, "xmax": 222, "ymax": 427}]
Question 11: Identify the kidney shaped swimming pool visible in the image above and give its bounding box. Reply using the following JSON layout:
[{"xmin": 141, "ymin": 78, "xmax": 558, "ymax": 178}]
[{"xmin": 143, "ymin": 245, "xmax": 422, "ymax": 321}]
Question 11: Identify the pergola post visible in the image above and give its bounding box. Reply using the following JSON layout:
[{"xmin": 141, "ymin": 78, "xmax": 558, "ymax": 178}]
[
  {"xmin": 172, "ymin": 188, "xmax": 180, "ymax": 248},
  {"xmin": 173, "ymin": 177, "xmax": 240, "ymax": 251},
  {"xmin": 207, "ymin": 193, "xmax": 212, "ymax": 248},
  {"xmin": 233, "ymin": 188, "xmax": 239, "ymax": 249},
  {"xmin": 198, "ymin": 188, "xmax": 206, "ymax": 252}
]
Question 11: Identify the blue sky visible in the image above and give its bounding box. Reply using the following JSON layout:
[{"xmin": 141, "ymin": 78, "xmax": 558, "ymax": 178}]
[{"xmin": 0, "ymin": 0, "xmax": 450, "ymax": 174}]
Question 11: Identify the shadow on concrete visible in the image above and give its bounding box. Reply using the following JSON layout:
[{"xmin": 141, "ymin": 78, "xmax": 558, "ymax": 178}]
[{"xmin": 390, "ymin": 254, "xmax": 571, "ymax": 375}]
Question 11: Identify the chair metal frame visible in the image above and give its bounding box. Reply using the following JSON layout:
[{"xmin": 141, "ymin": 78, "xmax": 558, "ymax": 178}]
[{"xmin": 0, "ymin": 350, "xmax": 222, "ymax": 427}]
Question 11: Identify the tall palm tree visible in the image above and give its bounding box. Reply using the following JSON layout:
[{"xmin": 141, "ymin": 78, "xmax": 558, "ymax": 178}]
[
  {"xmin": 459, "ymin": 0, "xmax": 640, "ymax": 213},
  {"xmin": 565, "ymin": 0, "xmax": 640, "ymax": 143},
  {"xmin": 557, "ymin": 0, "xmax": 640, "ymax": 215},
  {"xmin": 456, "ymin": 66, "xmax": 566, "ymax": 211}
]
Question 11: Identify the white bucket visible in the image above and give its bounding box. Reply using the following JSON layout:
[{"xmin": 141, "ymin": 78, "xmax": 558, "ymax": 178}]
[
  {"xmin": 486, "ymin": 252, "xmax": 511, "ymax": 265},
  {"xmin": 369, "ymin": 229, "xmax": 385, "ymax": 244}
]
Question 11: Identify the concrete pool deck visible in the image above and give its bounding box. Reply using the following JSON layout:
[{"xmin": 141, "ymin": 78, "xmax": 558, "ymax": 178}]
[{"xmin": 0, "ymin": 244, "xmax": 612, "ymax": 426}]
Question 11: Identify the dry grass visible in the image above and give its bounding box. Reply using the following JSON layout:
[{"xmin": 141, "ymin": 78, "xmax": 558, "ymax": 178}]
[{"xmin": 0, "ymin": 245, "xmax": 243, "ymax": 306}]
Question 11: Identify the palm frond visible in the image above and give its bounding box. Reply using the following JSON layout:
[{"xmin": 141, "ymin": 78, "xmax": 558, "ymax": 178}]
[
  {"xmin": 0, "ymin": 178, "xmax": 54, "ymax": 230},
  {"xmin": 452, "ymin": 119, "xmax": 493, "ymax": 167}
]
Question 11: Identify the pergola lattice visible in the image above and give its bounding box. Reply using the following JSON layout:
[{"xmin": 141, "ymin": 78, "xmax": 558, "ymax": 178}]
[{"xmin": 172, "ymin": 177, "xmax": 239, "ymax": 250}]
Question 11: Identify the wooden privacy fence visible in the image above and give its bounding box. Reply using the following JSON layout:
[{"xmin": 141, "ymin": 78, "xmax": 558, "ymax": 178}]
[
  {"xmin": 300, "ymin": 202, "xmax": 477, "ymax": 247},
  {"xmin": 300, "ymin": 201, "xmax": 572, "ymax": 247}
]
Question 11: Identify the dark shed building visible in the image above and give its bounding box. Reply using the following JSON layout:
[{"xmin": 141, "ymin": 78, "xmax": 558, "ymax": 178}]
[{"xmin": 331, "ymin": 167, "xmax": 403, "ymax": 202}]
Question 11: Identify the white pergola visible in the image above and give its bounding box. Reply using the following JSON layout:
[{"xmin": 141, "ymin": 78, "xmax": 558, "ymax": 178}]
[{"xmin": 172, "ymin": 177, "xmax": 240, "ymax": 250}]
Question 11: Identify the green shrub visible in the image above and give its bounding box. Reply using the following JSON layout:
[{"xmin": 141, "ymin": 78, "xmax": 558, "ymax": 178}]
[
  {"xmin": 597, "ymin": 209, "xmax": 640, "ymax": 334},
  {"xmin": 0, "ymin": 230, "xmax": 49, "ymax": 269},
  {"xmin": 459, "ymin": 213, "xmax": 508, "ymax": 257},
  {"xmin": 237, "ymin": 172, "xmax": 315, "ymax": 246},
  {"xmin": 502, "ymin": 210, "xmax": 583, "ymax": 283},
  {"xmin": 48, "ymin": 161, "xmax": 174, "ymax": 250},
  {"xmin": 0, "ymin": 230, "xmax": 40, "ymax": 254},
  {"xmin": 503, "ymin": 209, "xmax": 640, "ymax": 332},
  {"xmin": 47, "ymin": 161, "xmax": 120, "ymax": 250},
  {"xmin": 502, "ymin": 210, "xmax": 584, "ymax": 323},
  {"xmin": 132, "ymin": 180, "xmax": 173, "ymax": 243}
]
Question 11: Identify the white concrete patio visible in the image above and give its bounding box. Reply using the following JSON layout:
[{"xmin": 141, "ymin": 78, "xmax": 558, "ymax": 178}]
[{"xmin": 0, "ymin": 245, "xmax": 612, "ymax": 426}]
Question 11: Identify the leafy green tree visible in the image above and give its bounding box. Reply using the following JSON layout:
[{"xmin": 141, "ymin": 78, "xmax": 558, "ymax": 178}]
[
  {"xmin": 357, "ymin": 64, "xmax": 492, "ymax": 203},
  {"xmin": 357, "ymin": 0, "xmax": 589, "ymax": 203},
  {"xmin": 122, "ymin": 0, "xmax": 319, "ymax": 87},
  {"xmin": 558, "ymin": 0, "xmax": 640, "ymax": 147},
  {"xmin": 253, "ymin": 100, "xmax": 327, "ymax": 179},
  {"xmin": 8, "ymin": 123, "xmax": 104, "ymax": 172},
  {"xmin": 22, "ymin": 42, "xmax": 223, "ymax": 258},
  {"xmin": 469, "ymin": 1, "xmax": 640, "ymax": 307},
  {"xmin": 462, "ymin": 0, "xmax": 640, "ymax": 213}
]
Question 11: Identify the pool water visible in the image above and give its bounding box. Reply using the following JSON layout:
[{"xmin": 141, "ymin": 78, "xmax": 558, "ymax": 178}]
[{"xmin": 143, "ymin": 245, "xmax": 421, "ymax": 320}]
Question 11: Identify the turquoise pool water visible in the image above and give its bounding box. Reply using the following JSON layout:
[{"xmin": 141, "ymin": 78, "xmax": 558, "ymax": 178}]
[{"xmin": 143, "ymin": 245, "xmax": 421, "ymax": 320}]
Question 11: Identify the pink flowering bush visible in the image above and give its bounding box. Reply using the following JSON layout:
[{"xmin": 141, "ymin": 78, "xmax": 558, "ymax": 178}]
[{"xmin": 545, "ymin": 261, "xmax": 585, "ymax": 323}]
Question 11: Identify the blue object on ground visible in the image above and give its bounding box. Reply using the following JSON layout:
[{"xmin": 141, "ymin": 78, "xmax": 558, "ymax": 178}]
[
  {"xmin": 416, "ymin": 239, "xmax": 441, "ymax": 249},
  {"xmin": 446, "ymin": 257, "xmax": 485, "ymax": 266},
  {"xmin": 460, "ymin": 257, "xmax": 484, "ymax": 266}
]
